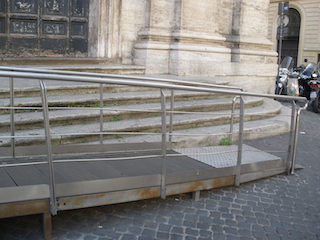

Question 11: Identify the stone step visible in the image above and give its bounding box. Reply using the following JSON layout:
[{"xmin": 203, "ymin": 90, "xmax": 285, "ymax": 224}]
[
  {"xmin": 0, "ymin": 89, "xmax": 233, "ymax": 109},
  {"xmin": 97, "ymin": 100, "xmax": 291, "ymax": 148},
  {"xmin": 0, "ymin": 57, "xmax": 118, "ymax": 66},
  {"xmin": 0, "ymin": 74, "xmax": 231, "ymax": 98},
  {"xmin": 0, "ymin": 82, "xmax": 154, "ymax": 98},
  {"xmin": 0, "ymin": 97, "xmax": 263, "ymax": 131},
  {"xmin": 0, "ymin": 98, "xmax": 281, "ymax": 146},
  {"xmin": 49, "ymin": 65, "xmax": 146, "ymax": 75},
  {"xmin": 1, "ymin": 58, "xmax": 146, "ymax": 74}
]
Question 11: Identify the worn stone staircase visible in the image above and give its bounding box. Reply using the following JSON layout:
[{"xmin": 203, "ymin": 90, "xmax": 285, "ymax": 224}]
[
  {"xmin": 0, "ymin": 72, "xmax": 291, "ymax": 148},
  {"xmin": 0, "ymin": 58, "xmax": 146, "ymax": 75}
]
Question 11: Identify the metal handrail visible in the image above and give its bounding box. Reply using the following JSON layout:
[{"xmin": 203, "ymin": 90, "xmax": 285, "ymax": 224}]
[
  {"xmin": 0, "ymin": 66, "xmax": 244, "ymax": 148},
  {"xmin": 229, "ymin": 96, "xmax": 240, "ymax": 138},
  {"xmin": 0, "ymin": 70, "xmax": 307, "ymax": 102},
  {"xmin": 0, "ymin": 66, "xmax": 243, "ymax": 91},
  {"xmin": 0, "ymin": 68, "xmax": 308, "ymax": 215}
]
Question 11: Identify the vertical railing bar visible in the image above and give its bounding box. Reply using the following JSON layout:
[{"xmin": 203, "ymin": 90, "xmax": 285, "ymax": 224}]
[
  {"xmin": 40, "ymin": 80, "xmax": 57, "ymax": 215},
  {"xmin": 169, "ymin": 89, "xmax": 174, "ymax": 149},
  {"xmin": 235, "ymin": 96, "xmax": 244, "ymax": 187},
  {"xmin": 286, "ymin": 100, "xmax": 297, "ymax": 174},
  {"xmin": 99, "ymin": 84, "xmax": 104, "ymax": 144},
  {"xmin": 290, "ymin": 103, "xmax": 307, "ymax": 174},
  {"xmin": 229, "ymin": 96, "xmax": 239, "ymax": 139},
  {"xmin": 160, "ymin": 89, "xmax": 167, "ymax": 199},
  {"xmin": 10, "ymin": 77, "xmax": 16, "ymax": 158}
]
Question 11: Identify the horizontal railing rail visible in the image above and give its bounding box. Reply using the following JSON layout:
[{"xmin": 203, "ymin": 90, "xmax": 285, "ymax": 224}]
[
  {"xmin": 0, "ymin": 66, "xmax": 243, "ymax": 91},
  {"xmin": 0, "ymin": 67, "xmax": 308, "ymax": 216},
  {"xmin": 0, "ymin": 70, "xmax": 308, "ymax": 102}
]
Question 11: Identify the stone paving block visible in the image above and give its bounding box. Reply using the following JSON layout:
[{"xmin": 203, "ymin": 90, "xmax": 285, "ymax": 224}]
[
  {"xmin": 170, "ymin": 234, "xmax": 184, "ymax": 240},
  {"xmin": 156, "ymin": 231, "xmax": 170, "ymax": 239},
  {"xmin": 196, "ymin": 222, "xmax": 210, "ymax": 230},
  {"xmin": 199, "ymin": 229, "xmax": 212, "ymax": 238},
  {"xmin": 168, "ymin": 217, "xmax": 183, "ymax": 226},
  {"xmin": 171, "ymin": 226, "xmax": 183, "ymax": 234},
  {"xmin": 83, "ymin": 235, "xmax": 98, "ymax": 240},
  {"xmin": 226, "ymin": 234, "xmax": 241, "ymax": 240},
  {"xmin": 140, "ymin": 229, "xmax": 156, "ymax": 239},
  {"xmin": 120, "ymin": 234, "xmax": 137, "ymax": 240},
  {"xmin": 182, "ymin": 220, "xmax": 196, "ymax": 228},
  {"xmin": 185, "ymin": 236, "xmax": 197, "ymax": 240},
  {"xmin": 223, "ymin": 226, "xmax": 238, "ymax": 235},
  {"xmin": 127, "ymin": 226, "xmax": 142, "ymax": 235}
]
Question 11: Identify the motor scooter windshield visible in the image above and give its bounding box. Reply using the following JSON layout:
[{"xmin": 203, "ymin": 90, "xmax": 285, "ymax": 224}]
[
  {"xmin": 280, "ymin": 56, "xmax": 294, "ymax": 70},
  {"xmin": 302, "ymin": 63, "xmax": 316, "ymax": 77}
]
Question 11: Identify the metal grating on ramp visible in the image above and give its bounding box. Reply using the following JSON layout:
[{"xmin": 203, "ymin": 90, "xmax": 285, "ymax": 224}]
[{"xmin": 174, "ymin": 145, "xmax": 281, "ymax": 168}]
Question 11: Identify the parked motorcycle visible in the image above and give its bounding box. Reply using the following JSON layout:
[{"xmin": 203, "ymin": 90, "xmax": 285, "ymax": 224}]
[
  {"xmin": 275, "ymin": 56, "xmax": 294, "ymax": 95},
  {"xmin": 308, "ymin": 77, "xmax": 320, "ymax": 113},
  {"xmin": 298, "ymin": 63, "xmax": 317, "ymax": 99},
  {"xmin": 286, "ymin": 64, "xmax": 306, "ymax": 96}
]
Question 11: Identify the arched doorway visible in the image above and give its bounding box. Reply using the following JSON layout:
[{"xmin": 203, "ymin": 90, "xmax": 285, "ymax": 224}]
[{"xmin": 277, "ymin": 8, "xmax": 301, "ymax": 67}]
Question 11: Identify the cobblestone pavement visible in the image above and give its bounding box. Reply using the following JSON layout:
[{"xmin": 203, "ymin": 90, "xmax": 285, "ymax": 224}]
[{"xmin": 0, "ymin": 106, "xmax": 319, "ymax": 240}]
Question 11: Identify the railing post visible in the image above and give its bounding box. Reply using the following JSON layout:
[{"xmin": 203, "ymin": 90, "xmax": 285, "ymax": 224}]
[
  {"xmin": 160, "ymin": 89, "xmax": 167, "ymax": 199},
  {"xmin": 40, "ymin": 80, "xmax": 57, "ymax": 215},
  {"xmin": 290, "ymin": 104, "xmax": 306, "ymax": 174},
  {"xmin": 235, "ymin": 96, "xmax": 244, "ymax": 187},
  {"xmin": 229, "ymin": 96, "xmax": 239, "ymax": 139},
  {"xmin": 99, "ymin": 84, "xmax": 104, "ymax": 144},
  {"xmin": 10, "ymin": 77, "xmax": 16, "ymax": 158},
  {"xmin": 286, "ymin": 101, "xmax": 297, "ymax": 174},
  {"xmin": 169, "ymin": 89, "xmax": 174, "ymax": 149}
]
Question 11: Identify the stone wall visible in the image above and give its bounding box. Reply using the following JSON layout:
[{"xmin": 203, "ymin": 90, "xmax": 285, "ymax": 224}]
[{"xmin": 90, "ymin": 0, "xmax": 278, "ymax": 93}]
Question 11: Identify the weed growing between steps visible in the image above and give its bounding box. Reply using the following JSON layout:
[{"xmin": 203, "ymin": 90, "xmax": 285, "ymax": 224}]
[
  {"xmin": 110, "ymin": 115, "xmax": 122, "ymax": 122},
  {"xmin": 219, "ymin": 137, "xmax": 233, "ymax": 146}
]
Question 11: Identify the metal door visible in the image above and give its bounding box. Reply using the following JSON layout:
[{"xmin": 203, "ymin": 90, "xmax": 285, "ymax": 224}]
[{"xmin": 0, "ymin": 0, "xmax": 89, "ymax": 57}]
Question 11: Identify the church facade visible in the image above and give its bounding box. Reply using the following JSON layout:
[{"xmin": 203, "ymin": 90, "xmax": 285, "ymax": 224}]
[{"xmin": 0, "ymin": 0, "xmax": 278, "ymax": 92}]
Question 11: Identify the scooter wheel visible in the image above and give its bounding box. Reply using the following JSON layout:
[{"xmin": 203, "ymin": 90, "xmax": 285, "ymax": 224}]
[
  {"xmin": 311, "ymin": 96, "xmax": 320, "ymax": 113},
  {"xmin": 275, "ymin": 87, "xmax": 282, "ymax": 95}
]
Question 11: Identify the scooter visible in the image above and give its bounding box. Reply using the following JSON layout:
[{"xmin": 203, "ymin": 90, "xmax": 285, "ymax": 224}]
[
  {"xmin": 308, "ymin": 62, "xmax": 320, "ymax": 113},
  {"xmin": 275, "ymin": 56, "xmax": 294, "ymax": 95},
  {"xmin": 308, "ymin": 77, "xmax": 320, "ymax": 113},
  {"xmin": 285, "ymin": 64, "xmax": 306, "ymax": 96},
  {"xmin": 298, "ymin": 63, "xmax": 317, "ymax": 99}
]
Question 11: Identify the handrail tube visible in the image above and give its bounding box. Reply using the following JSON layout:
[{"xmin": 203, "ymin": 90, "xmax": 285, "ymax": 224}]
[
  {"xmin": 169, "ymin": 90, "xmax": 174, "ymax": 149},
  {"xmin": 290, "ymin": 103, "xmax": 307, "ymax": 174},
  {"xmin": 286, "ymin": 101, "xmax": 296, "ymax": 174},
  {"xmin": 0, "ymin": 66, "xmax": 243, "ymax": 91},
  {"xmin": 235, "ymin": 96, "xmax": 244, "ymax": 187},
  {"xmin": 99, "ymin": 84, "xmax": 104, "ymax": 144},
  {"xmin": 160, "ymin": 90, "xmax": 167, "ymax": 199},
  {"xmin": 229, "ymin": 96, "xmax": 240, "ymax": 138},
  {"xmin": 39, "ymin": 81, "xmax": 57, "ymax": 215},
  {"xmin": 0, "ymin": 71, "xmax": 307, "ymax": 102},
  {"xmin": 10, "ymin": 77, "xmax": 15, "ymax": 158}
]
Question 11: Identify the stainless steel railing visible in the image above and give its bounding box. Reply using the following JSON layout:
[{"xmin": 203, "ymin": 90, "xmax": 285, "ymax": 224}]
[
  {"xmin": 0, "ymin": 66, "xmax": 244, "ymax": 90},
  {"xmin": 0, "ymin": 68, "xmax": 307, "ymax": 215},
  {"xmin": 1, "ymin": 66, "xmax": 244, "ymax": 147}
]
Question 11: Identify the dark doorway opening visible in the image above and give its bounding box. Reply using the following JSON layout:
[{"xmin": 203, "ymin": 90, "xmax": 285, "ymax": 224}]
[
  {"xmin": 0, "ymin": 0, "xmax": 89, "ymax": 57},
  {"xmin": 277, "ymin": 8, "xmax": 301, "ymax": 67}
]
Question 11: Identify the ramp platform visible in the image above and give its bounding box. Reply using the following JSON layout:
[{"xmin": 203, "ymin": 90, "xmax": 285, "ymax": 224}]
[{"xmin": 0, "ymin": 143, "xmax": 285, "ymax": 240}]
